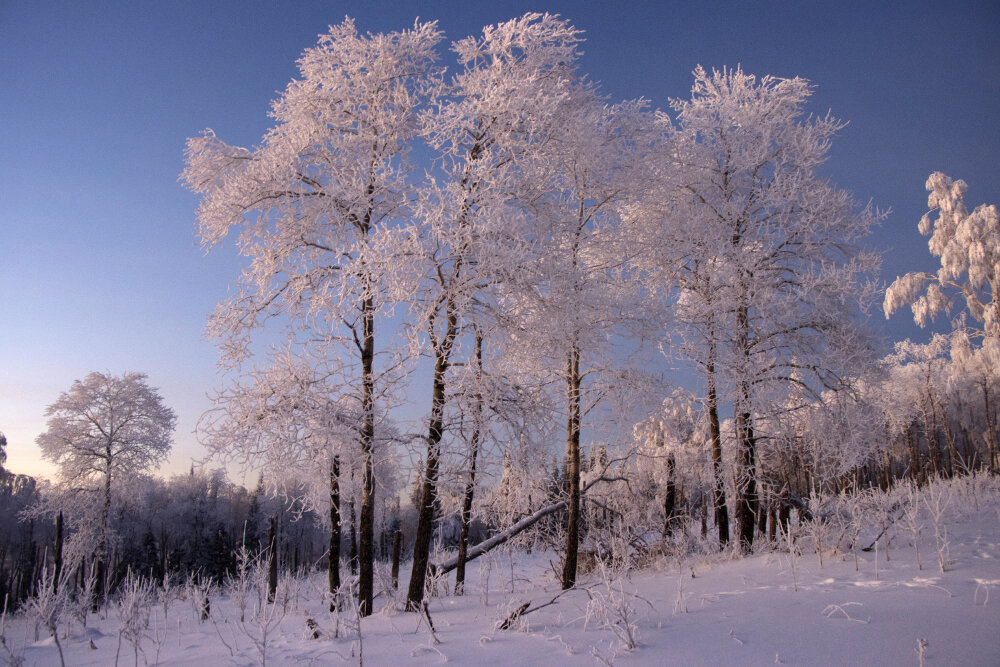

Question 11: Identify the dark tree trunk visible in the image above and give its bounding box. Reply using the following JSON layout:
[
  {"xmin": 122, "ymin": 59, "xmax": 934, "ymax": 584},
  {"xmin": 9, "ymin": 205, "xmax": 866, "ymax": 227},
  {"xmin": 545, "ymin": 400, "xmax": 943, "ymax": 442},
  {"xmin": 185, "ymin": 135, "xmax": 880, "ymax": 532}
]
[
  {"xmin": 736, "ymin": 409, "xmax": 758, "ymax": 551},
  {"xmin": 391, "ymin": 530, "xmax": 401, "ymax": 590},
  {"xmin": 349, "ymin": 497, "xmax": 358, "ymax": 576},
  {"xmin": 662, "ymin": 453, "xmax": 677, "ymax": 539},
  {"xmin": 95, "ymin": 458, "xmax": 111, "ymax": 610},
  {"xmin": 906, "ymin": 424, "xmax": 923, "ymax": 485},
  {"xmin": 982, "ymin": 383, "xmax": 999, "ymax": 474},
  {"xmin": 328, "ymin": 456, "xmax": 340, "ymax": 611},
  {"xmin": 456, "ymin": 333, "xmax": 483, "ymax": 596},
  {"xmin": 561, "ymin": 346, "xmax": 582, "ymax": 590},
  {"xmin": 706, "ymin": 351, "xmax": 730, "ymax": 548},
  {"xmin": 53, "ymin": 512, "xmax": 63, "ymax": 593},
  {"xmin": 407, "ymin": 306, "xmax": 457, "ymax": 610},
  {"xmin": 358, "ymin": 293, "xmax": 376, "ymax": 616},
  {"xmin": 757, "ymin": 491, "xmax": 768, "ymax": 537},
  {"xmin": 733, "ymin": 295, "xmax": 758, "ymax": 553},
  {"xmin": 267, "ymin": 516, "xmax": 277, "ymax": 603}
]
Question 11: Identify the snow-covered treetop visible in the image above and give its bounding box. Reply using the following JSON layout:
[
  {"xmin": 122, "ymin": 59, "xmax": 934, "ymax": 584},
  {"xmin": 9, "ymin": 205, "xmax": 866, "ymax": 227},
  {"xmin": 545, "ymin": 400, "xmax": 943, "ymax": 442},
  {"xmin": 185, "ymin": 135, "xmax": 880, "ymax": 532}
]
[
  {"xmin": 885, "ymin": 172, "xmax": 1000, "ymax": 338},
  {"xmin": 36, "ymin": 371, "xmax": 175, "ymax": 486}
]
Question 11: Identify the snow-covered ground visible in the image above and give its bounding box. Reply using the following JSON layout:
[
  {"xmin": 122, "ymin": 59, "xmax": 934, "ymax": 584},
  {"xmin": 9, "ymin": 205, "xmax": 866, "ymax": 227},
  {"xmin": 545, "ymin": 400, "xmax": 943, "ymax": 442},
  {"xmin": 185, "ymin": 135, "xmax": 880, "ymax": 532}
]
[{"xmin": 5, "ymin": 477, "xmax": 1000, "ymax": 666}]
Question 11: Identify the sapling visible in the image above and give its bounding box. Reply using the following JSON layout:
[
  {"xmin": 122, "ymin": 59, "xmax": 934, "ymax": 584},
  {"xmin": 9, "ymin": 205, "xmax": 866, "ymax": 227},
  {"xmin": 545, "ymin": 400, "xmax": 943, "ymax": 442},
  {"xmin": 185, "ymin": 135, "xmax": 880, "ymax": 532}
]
[
  {"xmin": 228, "ymin": 543, "xmax": 257, "ymax": 623},
  {"xmin": 879, "ymin": 488, "xmax": 896, "ymax": 563},
  {"xmin": 65, "ymin": 562, "xmax": 99, "ymax": 631},
  {"xmin": 185, "ymin": 573, "xmax": 212, "ymax": 623},
  {"xmin": 848, "ymin": 491, "xmax": 865, "ymax": 572},
  {"xmin": 807, "ymin": 494, "xmax": 825, "ymax": 568},
  {"xmin": 114, "ymin": 571, "xmax": 154, "ymax": 667},
  {"xmin": 584, "ymin": 561, "xmax": 644, "ymax": 652},
  {"xmin": 901, "ymin": 483, "xmax": 924, "ymax": 570},
  {"xmin": 24, "ymin": 565, "xmax": 67, "ymax": 667},
  {"xmin": 925, "ymin": 480, "xmax": 953, "ymax": 572},
  {"xmin": 0, "ymin": 597, "xmax": 25, "ymax": 667},
  {"xmin": 479, "ymin": 549, "xmax": 494, "ymax": 607},
  {"xmin": 783, "ymin": 517, "xmax": 800, "ymax": 592},
  {"xmin": 238, "ymin": 554, "xmax": 287, "ymax": 667},
  {"xmin": 673, "ymin": 572, "xmax": 688, "ymax": 614},
  {"xmin": 158, "ymin": 572, "xmax": 174, "ymax": 621}
]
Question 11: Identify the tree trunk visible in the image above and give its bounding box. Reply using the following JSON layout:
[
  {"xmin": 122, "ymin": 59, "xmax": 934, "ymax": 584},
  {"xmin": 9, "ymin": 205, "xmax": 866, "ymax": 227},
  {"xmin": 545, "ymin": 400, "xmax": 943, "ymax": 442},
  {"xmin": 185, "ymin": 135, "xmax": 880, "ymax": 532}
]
[
  {"xmin": 407, "ymin": 309, "xmax": 456, "ymax": 610},
  {"xmin": 456, "ymin": 334, "xmax": 484, "ymax": 596},
  {"xmin": 391, "ymin": 530, "xmax": 401, "ymax": 590},
  {"xmin": 358, "ymin": 293, "xmax": 376, "ymax": 616},
  {"xmin": 735, "ymin": 408, "xmax": 758, "ymax": 551},
  {"xmin": 983, "ymin": 382, "xmax": 999, "ymax": 474},
  {"xmin": 328, "ymin": 456, "xmax": 340, "ymax": 611},
  {"xmin": 349, "ymin": 497, "xmax": 358, "ymax": 576},
  {"xmin": 734, "ymin": 295, "xmax": 758, "ymax": 552},
  {"xmin": 706, "ymin": 349, "xmax": 730, "ymax": 548},
  {"xmin": 53, "ymin": 512, "xmax": 63, "ymax": 593},
  {"xmin": 267, "ymin": 516, "xmax": 277, "ymax": 603},
  {"xmin": 662, "ymin": 453, "xmax": 677, "ymax": 539},
  {"xmin": 905, "ymin": 424, "xmax": 923, "ymax": 484},
  {"xmin": 95, "ymin": 457, "xmax": 111, "ymax": 610},
  {"xmin": 561, "ymin": 346, "xmax": 582, "ymax": 590}
]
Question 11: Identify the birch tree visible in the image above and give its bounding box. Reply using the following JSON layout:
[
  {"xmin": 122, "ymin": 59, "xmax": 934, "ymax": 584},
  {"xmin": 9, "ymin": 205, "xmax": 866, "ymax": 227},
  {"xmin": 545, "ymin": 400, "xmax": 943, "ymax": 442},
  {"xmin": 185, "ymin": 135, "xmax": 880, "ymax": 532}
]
[
  {"xmin": 36, "ymin": 371, "xmax": 175, "ymax": 603},
  {"xmin": 182, "ymin": 18, "xmax": 442, "ymax": 615},
  {"xmin": 501, "ymin": 87, "xmax": 650, "ymax": 588},
  {"xmin": 399, "ymin": 12, "xmax": 585, "ymax": 609},
  {"xmin": 649, "ymin": 66, "xmax": 880, "ymax": 549}
]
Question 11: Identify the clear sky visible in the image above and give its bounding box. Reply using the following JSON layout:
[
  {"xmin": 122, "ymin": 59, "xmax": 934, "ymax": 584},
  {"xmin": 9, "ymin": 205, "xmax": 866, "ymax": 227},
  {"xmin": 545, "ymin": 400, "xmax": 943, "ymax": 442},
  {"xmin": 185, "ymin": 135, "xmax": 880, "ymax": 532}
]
[{"xmin": 2, "ymin": 0, "xmax": 998, "ymax": 482}]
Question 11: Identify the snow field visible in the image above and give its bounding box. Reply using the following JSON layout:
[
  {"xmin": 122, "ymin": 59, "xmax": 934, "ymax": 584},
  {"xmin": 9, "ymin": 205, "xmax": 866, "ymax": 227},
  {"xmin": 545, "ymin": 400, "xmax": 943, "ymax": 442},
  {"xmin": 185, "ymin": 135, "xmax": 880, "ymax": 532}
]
[{"xmin": 4, "ymin": 475, "xmax": 1000, "ymax": 666}]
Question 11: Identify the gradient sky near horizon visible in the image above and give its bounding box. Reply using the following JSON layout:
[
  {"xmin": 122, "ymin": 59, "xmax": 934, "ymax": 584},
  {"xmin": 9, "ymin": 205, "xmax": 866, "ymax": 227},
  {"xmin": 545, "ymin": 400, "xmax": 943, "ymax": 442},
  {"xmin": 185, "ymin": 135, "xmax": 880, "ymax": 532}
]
[{"xmin": 2, "ymin": 0, "xmax": 998, "ymax": 482}]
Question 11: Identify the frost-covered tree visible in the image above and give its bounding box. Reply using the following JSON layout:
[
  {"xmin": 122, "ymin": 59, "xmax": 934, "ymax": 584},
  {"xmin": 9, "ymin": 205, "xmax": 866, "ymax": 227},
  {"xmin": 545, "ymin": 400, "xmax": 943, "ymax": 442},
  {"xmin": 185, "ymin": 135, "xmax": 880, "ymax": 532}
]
[
  {"xmin": 199, "ymin": 347, "xmax": 403, "ymax": 607},
  {"xmin": 643, "ymin": 66, "xmax": 880, "ymax": 549},
  {"xmin": 634, "ymin": 389, "xmax": 709, "ymax": 540},
  {"xmin": 948, "ymin": 330, "xmax": 999, "ymax": 472},
  {"xmin": 36, "ymin": 371, "xmax": 175, "ymax": 601},
  {"xmin": 490, "ymin": 66, "xmax": 651, "ymax": 587},
  {"xmin": 884, "ymin": 174, "xmax": 1000, "ymax": 472},
  {"xmin": 399, "ymin": 12, "xmax": 589, "ymax": 608},
  {"xmin": 182, "ymin": 18, "xmax": 442, "ymax": 615}
]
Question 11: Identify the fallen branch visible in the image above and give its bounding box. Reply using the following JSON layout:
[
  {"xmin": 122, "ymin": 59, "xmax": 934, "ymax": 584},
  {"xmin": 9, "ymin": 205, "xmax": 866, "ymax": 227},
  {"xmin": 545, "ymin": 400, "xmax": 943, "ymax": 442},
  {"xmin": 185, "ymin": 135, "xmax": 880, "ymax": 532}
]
[
  {"xmin": 861, "ymin": 504, "xmax": 903, "ymax": 552},
  {"xmin": 430, "ymin": 474, "xmax": 614, "ymax": 577},
  {"xmin": 498, "ymin": 587, "xmax": 581, "ymax": 631}
]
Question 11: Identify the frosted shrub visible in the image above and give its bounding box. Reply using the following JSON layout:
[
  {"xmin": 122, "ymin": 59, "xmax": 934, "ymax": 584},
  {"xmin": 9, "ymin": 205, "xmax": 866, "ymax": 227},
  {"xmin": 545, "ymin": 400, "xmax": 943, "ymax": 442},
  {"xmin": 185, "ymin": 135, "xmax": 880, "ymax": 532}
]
[
  {"xmin": 585, "ymin": 561, "xmax": 642, "ymax": 653},
  {"xmin": 157, "ymin": 573, "xmax": 175, "ymax": 622},
  {"xmin": 925, "ymin": 480, "xmax": 953, "ymax": 572},
  {"xmin": 901, "ymin": 483, "xmax": 924, "ymax": 570},
  {"xmin": 227, "ymin": 544, "xmax": 257, "ymax": 623},
  {"xmin": 783, "ymin": 517, "xmax": 801, "ymax": 592},
  {"xmin": 807, "ymin": 494, "xmax": 827, "ymax": 568},
  {"xmin": 237, "ymin": 556, "xmax": 287, "ymax": 667},
  {"xmin": 848, "ymin": 490, "xmax": 874, "ymax": 572},
  {"xmin": 64, "ymin": 563, "xmax": 99, "ymax": 631},
  {"xmin": 1, "ymin": 599, "xmax": 25, "ymax": 667},
  {"xmin": 114, "ymin": 572, "xmax": 154, "ymax": 667},
  {"xmin": 24, "ymin": 565, "xmax": 67, "ymax": 667},
  {"xmin": 870, "ymin": 487, "xmax": 897, "ymax": 565},
  {"xmin": 185, "ymin": 574, "xmax": 212, "ymax": 623}
]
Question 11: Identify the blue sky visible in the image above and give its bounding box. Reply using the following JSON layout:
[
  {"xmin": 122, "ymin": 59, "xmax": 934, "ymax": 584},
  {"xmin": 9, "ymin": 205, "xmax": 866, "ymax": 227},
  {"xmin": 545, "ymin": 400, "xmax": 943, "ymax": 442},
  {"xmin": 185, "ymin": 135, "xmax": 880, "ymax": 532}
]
[{"xmin": 1, "ymin": 0, "xmax": 998, "ymax": 481}]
